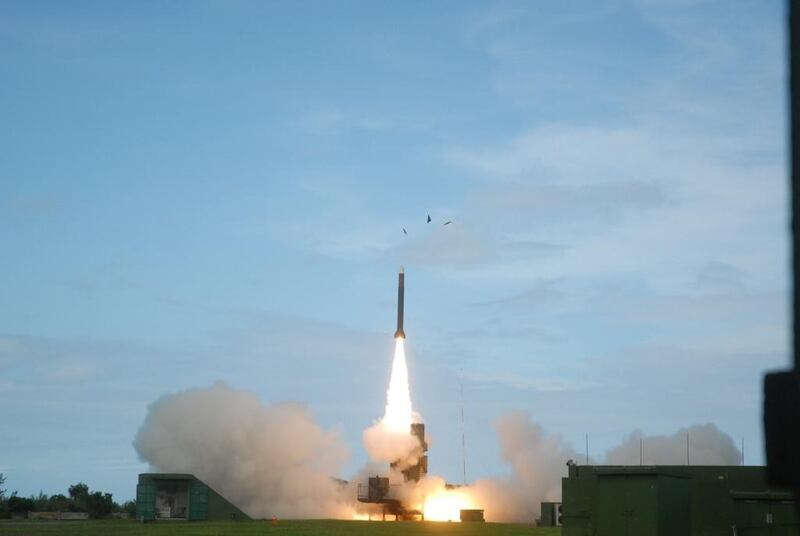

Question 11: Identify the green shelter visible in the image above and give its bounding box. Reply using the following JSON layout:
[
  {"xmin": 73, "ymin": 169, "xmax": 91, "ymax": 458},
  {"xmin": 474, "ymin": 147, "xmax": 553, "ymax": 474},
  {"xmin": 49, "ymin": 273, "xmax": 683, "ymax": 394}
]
[
  {"xmin": 136, "ymin": 473, "xmax": 250, "ymax": 521},
  {"xmin": 562, "ymin": 465, "xmax": 797, "ymax": 536}
]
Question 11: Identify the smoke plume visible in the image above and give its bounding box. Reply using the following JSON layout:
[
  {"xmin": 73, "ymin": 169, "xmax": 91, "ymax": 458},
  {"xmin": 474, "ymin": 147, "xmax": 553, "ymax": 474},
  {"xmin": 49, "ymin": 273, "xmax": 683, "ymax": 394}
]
[
  {"xmin": 467, "ymin": 415, "xmax": 743, "ymax": 522},
  {"xmin": 132, "ymin": 382, "xmax": 742, "ymax": 522},
  {"xmin": 469, "ymin": 411, "xmax": 580, "ymax": 522},
  {"xmin": 133, "ymin": 382, "xmax": 353, "ymax": 519},
  {"xmin": 605, "ymin": 423, "xmax": 741, "ymax": 465},
  {"xmin": 362, "ymin": 422, "xmax": 422, "ymax": 465}
]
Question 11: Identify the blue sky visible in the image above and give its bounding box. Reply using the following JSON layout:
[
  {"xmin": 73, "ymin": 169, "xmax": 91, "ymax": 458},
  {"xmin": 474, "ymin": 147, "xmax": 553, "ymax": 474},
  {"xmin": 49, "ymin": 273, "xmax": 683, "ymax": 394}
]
[{"xmin": 0, "ymin": 0, "xmax": 788, "ymax": 501}]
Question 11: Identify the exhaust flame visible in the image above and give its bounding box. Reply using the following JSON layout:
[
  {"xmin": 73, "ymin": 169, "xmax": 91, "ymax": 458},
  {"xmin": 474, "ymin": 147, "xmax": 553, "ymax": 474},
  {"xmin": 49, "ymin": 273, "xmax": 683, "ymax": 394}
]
[
  {"xmin": 422, "ymin": 488, "xmax": 475, "ymax": 522},
  {"xmin": 362, "ymin": 338, "xmax": 420, "ymax": 463},
  {"xmin": 383, "ymin": 338, "xmax": 413, "ymax": 432}
]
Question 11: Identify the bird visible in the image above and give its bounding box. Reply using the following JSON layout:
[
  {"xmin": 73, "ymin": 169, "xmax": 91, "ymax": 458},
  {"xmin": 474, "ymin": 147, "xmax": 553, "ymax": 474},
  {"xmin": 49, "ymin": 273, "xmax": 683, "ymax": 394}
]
[
  {"xmin": 402, "ymin": 228, "xmax": 407, "ymax": 235},
  {"xmin": 443, "ymin": 220, "xmax": 452, "ymax": 226},
  {"xmin": 427, "ymin": 214, "xmax": 432, "ymax": 223}
]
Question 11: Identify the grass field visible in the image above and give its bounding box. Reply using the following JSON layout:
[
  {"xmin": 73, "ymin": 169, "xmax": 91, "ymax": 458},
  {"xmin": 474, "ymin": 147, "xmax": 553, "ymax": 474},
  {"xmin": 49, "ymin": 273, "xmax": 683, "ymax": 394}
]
[{"xmin": 0, "ymin": 519, "xmax": 562, "ymax": 536}]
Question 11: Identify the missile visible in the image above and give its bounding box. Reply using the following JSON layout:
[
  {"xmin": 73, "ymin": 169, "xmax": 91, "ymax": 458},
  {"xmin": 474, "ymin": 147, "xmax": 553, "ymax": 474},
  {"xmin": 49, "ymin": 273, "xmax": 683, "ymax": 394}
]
[{"xmin": 394, "ymin": 267, "xmax": 406, "ymax": 339}]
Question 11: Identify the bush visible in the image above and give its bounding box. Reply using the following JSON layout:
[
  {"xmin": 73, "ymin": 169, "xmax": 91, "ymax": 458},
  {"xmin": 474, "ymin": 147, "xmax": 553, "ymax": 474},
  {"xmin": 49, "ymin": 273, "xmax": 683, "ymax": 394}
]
[
  {"xmin": 120, "ymin": 500, "xmax": 136, "ymax": 516},
  {"xmin": 7, "ymin": 494, "xmax": 35, "ymax": 515},
  {"xmin": 0, "ymin": 478, "xmax": 122, "ymax": 519}
]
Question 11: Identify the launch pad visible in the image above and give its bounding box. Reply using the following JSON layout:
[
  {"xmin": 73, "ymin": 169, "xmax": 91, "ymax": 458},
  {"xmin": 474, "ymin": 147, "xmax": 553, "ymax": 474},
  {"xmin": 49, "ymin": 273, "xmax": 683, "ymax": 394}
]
[
  {"xmin": 390, "ymin": 422, "xmax": 428, "ymax": 482},
  {"xmin": 356, "ymin": 476, "xmax": 424, "ymax": 521},
  {"xmin": 357, "ymin": 422, "xmax": 429, "ymax": 520}
]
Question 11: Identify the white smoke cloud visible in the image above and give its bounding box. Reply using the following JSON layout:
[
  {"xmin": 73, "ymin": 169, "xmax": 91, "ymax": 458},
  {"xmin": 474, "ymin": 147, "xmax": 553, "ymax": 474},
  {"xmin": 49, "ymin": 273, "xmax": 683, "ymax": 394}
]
[
  {"xmin": 362, "ymin": 421, "xmax": 422, "ymax": 465},
  {"xmin": 605, "ymin": 423, "xmax": 741, "ymax": 465},
  {"xmin": 133, "ymin": 383, "xmax": 742, "ymax": 522},
  {"xmin": 469, "ymin": 411, "xmax": 580, "ymax": 522},
  {"xmin": 133, "ymin": 382, "xmax": 353, "ymax": 519}
]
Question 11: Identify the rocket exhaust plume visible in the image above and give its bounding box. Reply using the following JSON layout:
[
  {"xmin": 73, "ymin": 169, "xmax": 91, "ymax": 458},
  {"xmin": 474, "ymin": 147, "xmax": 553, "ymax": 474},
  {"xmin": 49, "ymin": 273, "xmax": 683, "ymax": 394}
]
[
  {"xmin": 363, "ymin": 337, "xmax": 421, "ymax": 462},
  {"xmin": 384, "ymin": 338, "xmax": 413, "ymax": 433}
]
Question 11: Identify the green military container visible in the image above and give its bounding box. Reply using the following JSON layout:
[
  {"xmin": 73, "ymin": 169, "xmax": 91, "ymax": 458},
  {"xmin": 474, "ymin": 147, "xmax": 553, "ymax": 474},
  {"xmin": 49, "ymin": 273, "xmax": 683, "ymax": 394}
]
[
  {"xmin": 136, "ymin": 473, "xmax": 249, "ymax": 522},
  {"xmin": 591, "ymin": 468, "xmax": 689, "ymax": 536},
  {"xmin": 561, "ymin": 465, "xmax": 798, "ymax": 536},
  {"xmin": 732, "ymin": 491, "xmax": 798, "ymax": 536}
]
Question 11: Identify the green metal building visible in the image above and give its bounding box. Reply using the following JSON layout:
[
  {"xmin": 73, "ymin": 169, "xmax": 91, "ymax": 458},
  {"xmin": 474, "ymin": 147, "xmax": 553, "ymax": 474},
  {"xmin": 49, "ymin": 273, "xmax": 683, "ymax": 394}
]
[
  {"xmin": 562, "ymin": 465, "xmax": 797, "ymax": 536},
  {"xmin": 136, "ymin": 473, "xmax": 250, "ymax": 521}
]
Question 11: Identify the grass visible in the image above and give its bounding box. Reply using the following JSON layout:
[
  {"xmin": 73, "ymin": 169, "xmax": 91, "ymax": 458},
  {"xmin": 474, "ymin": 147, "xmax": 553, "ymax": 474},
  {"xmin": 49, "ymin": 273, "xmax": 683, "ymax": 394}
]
[{"xmin": 0, "ymin": 519, "xmax": 562, "ymax": 536}]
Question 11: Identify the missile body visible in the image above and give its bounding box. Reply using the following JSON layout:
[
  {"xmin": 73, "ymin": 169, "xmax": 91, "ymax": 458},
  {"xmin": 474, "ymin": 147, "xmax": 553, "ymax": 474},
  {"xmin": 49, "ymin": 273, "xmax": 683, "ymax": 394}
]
[{"xmin": 394, "ymin": 268, "xmax": 406, "ymax": 339}]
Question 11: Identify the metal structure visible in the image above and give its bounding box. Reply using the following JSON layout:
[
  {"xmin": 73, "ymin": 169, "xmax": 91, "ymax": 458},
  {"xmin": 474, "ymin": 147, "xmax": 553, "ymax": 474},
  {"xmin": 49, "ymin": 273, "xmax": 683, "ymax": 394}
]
[
  {"xmin": 356, "ymin": 476, "xmax": 424, "ymax": 521},
  {"xmin": 394, "ymin": 267, "xmax": 405, "ymax": 339},
  {"xmin": 765, "ymin": 0, "xmax": 800, "ymax": 512},
  {"xmin": 390, "ymin": 423, "xmax": 428, "ymax": 483},
  {"xmin": 135, "ymin": 473, "xmax": 249, "ymax": 522},
  {"xmin": 561, "ymin": 464, "xmax": 797, "ymax": 535},
  {"xmin": 358, "ymin": 476, "xmax": 391, "ymax": 503},
  {"xmin": 459, "ymin": 509, "xmax": 485, "ymax": 522},
  {"xmin": 539, "ymin": 501, "xmax": 563, "ymax": 527},
  {"xmin": 356, "ymin": 476, "xmax": 423, "ymax": 521}
]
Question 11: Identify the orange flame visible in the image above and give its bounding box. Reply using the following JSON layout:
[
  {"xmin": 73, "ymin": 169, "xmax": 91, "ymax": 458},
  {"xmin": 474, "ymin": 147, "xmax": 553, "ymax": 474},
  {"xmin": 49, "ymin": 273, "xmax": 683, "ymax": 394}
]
[{"xmin": 422, "ymin": 487, "xmax": 475, "ymax": 522}]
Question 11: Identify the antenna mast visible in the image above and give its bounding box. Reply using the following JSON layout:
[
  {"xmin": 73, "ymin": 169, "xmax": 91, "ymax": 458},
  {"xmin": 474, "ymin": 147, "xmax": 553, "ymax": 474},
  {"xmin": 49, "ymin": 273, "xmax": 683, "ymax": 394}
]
[{"xmin": 459, "ymin": 368, "xmax": 467, "ymax": 485}]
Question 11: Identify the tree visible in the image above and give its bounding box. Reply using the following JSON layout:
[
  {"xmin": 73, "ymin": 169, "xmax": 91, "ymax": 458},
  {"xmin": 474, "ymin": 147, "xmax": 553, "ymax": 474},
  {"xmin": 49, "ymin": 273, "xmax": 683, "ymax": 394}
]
[
  {"xmin": 85, "ymin": 491, "xmax": 114, "ymax": 519},
  {"xmin": 32, "ymin": 491, "xmax": 48, "ymax": 511},
  {"xmin": 47, "ymin": 494, "xmax": 71, "ymax": 512},
  {"xmin": 68, "ymin": 483, "xmax": 89, "ymax": 512},
  {"xmin": 0, "ymin": 474, "xmax": 7, "ymax": 519}
]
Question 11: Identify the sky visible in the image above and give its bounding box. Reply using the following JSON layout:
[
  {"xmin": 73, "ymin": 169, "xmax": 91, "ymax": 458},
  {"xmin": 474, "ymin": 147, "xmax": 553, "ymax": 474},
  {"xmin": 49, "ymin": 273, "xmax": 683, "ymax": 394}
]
[{"xmin": 0, "ymin": 0, "xmax": 789, "ymax": 502}]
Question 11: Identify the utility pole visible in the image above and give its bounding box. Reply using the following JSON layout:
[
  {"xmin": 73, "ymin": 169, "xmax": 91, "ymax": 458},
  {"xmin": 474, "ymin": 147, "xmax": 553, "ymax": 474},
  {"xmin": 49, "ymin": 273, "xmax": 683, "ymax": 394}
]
[
  {"xmin": 585, "ymin": 434, "xmax": 589, "ymax": 465},
  {"xmin": 640, "ymin": 437, "xmax": 643, "ymax": 466},
  {"xmin": 686, "ymin": 432, "xmax": 690, "ymax": 465},
  {"xmin": 459, "ymin": 369, "xmax": 466, "ymax": 486}
]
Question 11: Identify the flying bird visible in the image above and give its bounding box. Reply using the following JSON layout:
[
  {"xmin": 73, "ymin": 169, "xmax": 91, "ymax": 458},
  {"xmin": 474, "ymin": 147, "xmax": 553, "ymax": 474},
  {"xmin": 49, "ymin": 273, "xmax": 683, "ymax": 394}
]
[
  {"xmin": 443, "ymin": 220, "xmax": 452, "ymax": 226},
  {"xmin": 426, "ymin": 214, "xmax": 431, "ymax": 223},
  {"xmin": 402, "ymin": 228, "xmax": 407, "ymax": 235}
]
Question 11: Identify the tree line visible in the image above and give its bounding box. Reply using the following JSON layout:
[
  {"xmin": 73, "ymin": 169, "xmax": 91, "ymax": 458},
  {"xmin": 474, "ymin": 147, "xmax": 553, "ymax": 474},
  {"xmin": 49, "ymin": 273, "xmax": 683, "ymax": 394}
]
[{"xmin": 0, "ymin": 473, "xmax": 135, "ymax": 519}]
